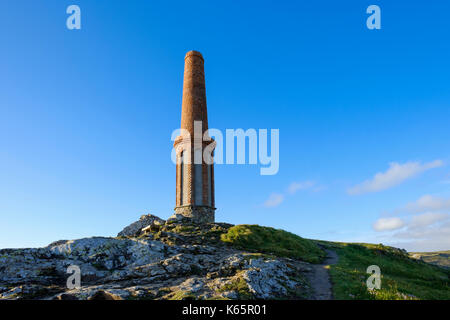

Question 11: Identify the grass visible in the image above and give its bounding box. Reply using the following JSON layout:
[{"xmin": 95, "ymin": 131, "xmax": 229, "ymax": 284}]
[
  {"xmin": 166, "ymin": 290, "xmax": 197, "ymax": 300},
  {"xmin": 220, "ymin": 224, "xmax": 325, "ymax": 263},
  {"xmin": 319, "ymin": 241, "xmax": 450, "ymax": 300},
  {"xmin": 219, "ymin": 273, "xmax": 254, "ymax": 299}
]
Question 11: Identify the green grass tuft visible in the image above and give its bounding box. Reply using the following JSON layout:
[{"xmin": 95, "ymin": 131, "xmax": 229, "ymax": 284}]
[
  {"xmin": 167, "ymin": 290, "xmax": 197, "ymax": 300},
  {"xmin": 219, "ymin": 274, "xmax": 254, "ymax": 299},
  {"xmin": 220, "ymin": 224, "xmax": 325, "ymax": 263}
]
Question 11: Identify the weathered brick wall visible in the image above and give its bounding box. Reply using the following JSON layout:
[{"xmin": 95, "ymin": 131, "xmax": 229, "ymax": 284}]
[{"xmin": 173, "ymin": 51, "xmax": 215, "ymax": 222}]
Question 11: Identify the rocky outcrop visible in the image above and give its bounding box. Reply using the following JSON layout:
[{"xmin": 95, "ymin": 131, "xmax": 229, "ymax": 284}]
[
  {"xmin": 117, "ymin": 214, "xmax": 165, "ymax": 237},
  {"xmin": 0, "ymin": 215, "xmax": 313, "ymax": 300}
]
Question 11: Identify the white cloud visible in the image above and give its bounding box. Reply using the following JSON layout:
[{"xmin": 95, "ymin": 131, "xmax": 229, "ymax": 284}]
[
  {"xmin": 409, "ymin": 212, "xmax": 449, "ymax": 228},
  {"xmin": 373, "ymin": 217, "xmax": 405, "ymax": 231},
  {"xmin": 392, "ymin": 221, "xmax": 450, "ymax": 252},
  {"xmin": 404, "ymin": 195, "xmax": 450, "ymax": 213},
  {"xmin": 373, "ymin": 194, "xmax": 450, "ymax": 251},
  {"xmin": 263, "ymin": 193, "xmax": 284, "ymax": 208},
  {"xmin": 287, "ymin": 181, "xmax": 315, "ymax": 194},
  {"xmin": 394, "ymin": 221, "xmax": 450, "ymax": 240},
  {"xmin": 348, "ymin": 160, "xmax": 444, "ymax": 195}
]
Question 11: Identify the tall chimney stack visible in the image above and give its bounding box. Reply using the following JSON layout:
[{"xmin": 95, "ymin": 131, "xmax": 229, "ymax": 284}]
[
  {"xmin": 172, "ymin": 51, "xmax": 215, "ymax": 223},
  {"xmin": 180, "ymin": 51, "xmax": 209, "ymax": 136}
]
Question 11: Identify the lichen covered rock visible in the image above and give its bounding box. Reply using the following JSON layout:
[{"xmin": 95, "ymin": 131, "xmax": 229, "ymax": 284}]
[
  {"xmin": 0, "ymin": 215, "xmax": 314, "ymax": 300},
  {"xmin": 117, "ymin": 214, "xmax": 165, "ymax": 237}
]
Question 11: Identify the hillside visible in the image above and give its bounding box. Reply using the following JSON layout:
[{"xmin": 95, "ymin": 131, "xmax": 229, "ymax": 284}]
[
  {"xmin": 0, "ymin": 215, "xmax": 449, "ymax": 300},
  {"xmin": 409, "ymin": 251, "xmax": 450, "ymax": 270},
  {"xmin": 317, "ymin": 242, "xmax": 449, "ymax": 300}
]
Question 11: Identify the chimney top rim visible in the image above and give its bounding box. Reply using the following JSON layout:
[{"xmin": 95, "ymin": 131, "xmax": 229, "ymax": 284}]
[{"xmin": 185, "ymin": 50, "xmax": 204, "ymax": 61}]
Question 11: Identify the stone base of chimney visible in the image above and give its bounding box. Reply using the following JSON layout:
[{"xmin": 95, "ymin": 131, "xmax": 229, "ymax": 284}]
[{"xmin": 169, "ymin": 205, "xmax": 215, "ymax": 224}]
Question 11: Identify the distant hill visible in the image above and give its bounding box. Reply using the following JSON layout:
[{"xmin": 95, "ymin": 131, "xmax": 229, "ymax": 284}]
[{"xmin": 409, "ymin": 251, "xmax": 450, "ymax": 269}]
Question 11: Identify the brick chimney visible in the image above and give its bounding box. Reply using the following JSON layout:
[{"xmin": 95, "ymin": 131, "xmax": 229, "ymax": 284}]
[{"xmin": 173, "ymin": 51, "xmax": 215, "ymax": 223}]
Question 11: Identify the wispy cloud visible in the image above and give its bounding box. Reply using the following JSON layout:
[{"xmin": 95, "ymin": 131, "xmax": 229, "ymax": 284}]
[
  {"xmin": 348, "ymin": 160, "xmax": 444, "ymax": 195},
  {"xmin": 263, "ymin": 193, "xmax": 285, "ymax": 208},
  {"xmin": 263, "ymin": 180, "xmax": 321, "ymax": 207},
  {"xmin": 287, "ymin": 181, "xmax": 315, "ymax": 194},
  {"xmin": 392, "ymin": 220, "xmax": 450, "ymax": 252},
  {"xmin": 409, "ymin": 212, "xmax": 449, "ymax": 228},
  {"xmin": 372, "ymin": 194, "xmax": 450, "ymax": 251},
  {"xmin": 373, "ymin": 212, "xmax": 449, "ymax": 232},
  {"xmin": 404, "ymin": 194, "xmax": 450, "ymax": 213}
]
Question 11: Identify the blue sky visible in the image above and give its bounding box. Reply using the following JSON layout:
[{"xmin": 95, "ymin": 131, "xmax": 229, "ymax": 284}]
[{"xmin": 1, "ymin": 1, "xmax": 449, "ymax": 251}]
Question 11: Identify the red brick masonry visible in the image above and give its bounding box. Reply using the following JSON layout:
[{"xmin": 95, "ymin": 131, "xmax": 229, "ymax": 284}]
[{"xmin": 173, "ymin": 51, "xmax": 215, "ymax": 223}]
